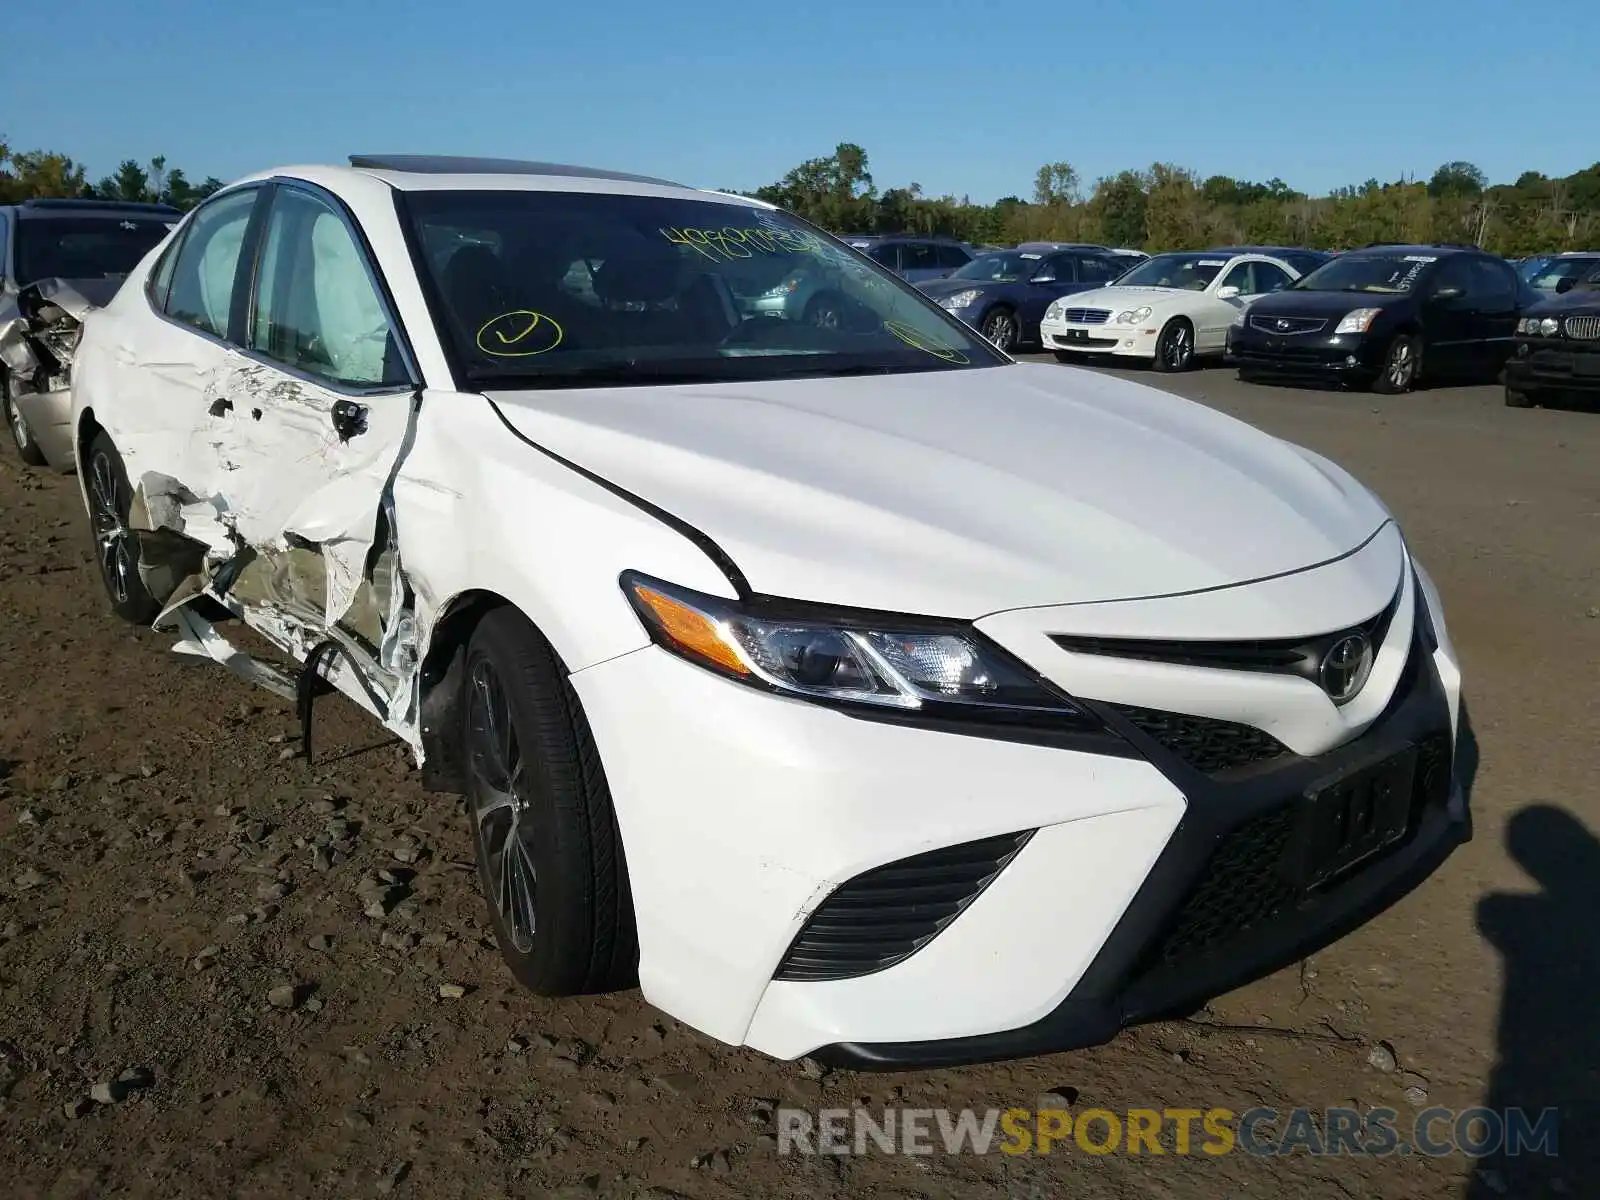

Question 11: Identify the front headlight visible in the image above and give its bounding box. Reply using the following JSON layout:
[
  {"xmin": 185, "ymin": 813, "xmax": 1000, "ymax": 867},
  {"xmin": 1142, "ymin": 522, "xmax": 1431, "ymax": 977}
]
[
  {"xmin": 939, "ymin": 289, "xmax": 984, "ymax": 310},
  {"xmin": 622, "ymin": 571, "xmax": 1096, "ymax": 724},
  {"xmin": 1538, "ymin": 316, "xmax": 1560, "ymax": 337},
  {"xmin": 762, "ymin": 278, "xmax": 801, "ymax": 297},
  {"xmin": 1334, "ymin": 308, "xmax": 1382, "ymax": 335},
  {"xmin": 1115, "ymin": 306, "xmax": 1152, "ymax": 324}
]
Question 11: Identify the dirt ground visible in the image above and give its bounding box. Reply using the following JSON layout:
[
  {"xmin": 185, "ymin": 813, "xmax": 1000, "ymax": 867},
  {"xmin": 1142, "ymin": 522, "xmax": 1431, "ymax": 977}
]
[{"xmin": 1, "ymin": 367, "xmax": 1596, "ymax": 1199}]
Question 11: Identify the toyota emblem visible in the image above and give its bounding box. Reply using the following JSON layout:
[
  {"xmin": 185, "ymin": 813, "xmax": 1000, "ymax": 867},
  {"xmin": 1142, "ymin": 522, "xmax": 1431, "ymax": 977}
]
[{"xmin": 1320, "ymin": 634, "xmax": 1373, "ymax": 703}]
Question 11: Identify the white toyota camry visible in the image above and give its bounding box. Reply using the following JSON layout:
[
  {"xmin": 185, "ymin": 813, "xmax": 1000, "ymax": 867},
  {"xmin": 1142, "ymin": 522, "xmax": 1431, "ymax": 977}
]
[
  {"xmin": 1039, "ymin": 249, "xmax": 1302, "ymax": 371},
  {"xmin": 69, "ymin": 156, "xmax": 1469, "ymax": 1069}
]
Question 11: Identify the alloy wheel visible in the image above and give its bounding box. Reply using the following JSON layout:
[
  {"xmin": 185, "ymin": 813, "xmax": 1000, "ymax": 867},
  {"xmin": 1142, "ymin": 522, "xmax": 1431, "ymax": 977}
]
[
  {"xmin": 982, "ymin": 311, "xmax": 1017, "ymax": 352},
  {"xmin": 1162, "ymin": 324, "xmax": 1193, "ymax": 369},
  {"xmin": 1386, "ymin": 340, "xmax": 1415, "ymax": 390},
  {"xmin": 88, "ymin": 451, "xmax": 136, "ymax": 605},
  {"xmin": 468, "ymin": 658, "xmax": 538, "ymax": 954}
]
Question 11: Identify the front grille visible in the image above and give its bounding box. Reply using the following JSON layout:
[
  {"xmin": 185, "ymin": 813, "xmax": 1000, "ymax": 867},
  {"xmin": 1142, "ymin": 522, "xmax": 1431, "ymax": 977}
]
[
  {"xmin": 1563, "ymin": 315, "xmax": 1600, "ymax": 340},
  {"xmin": 1062, "ymin": 308, "xmax": 1110, "ymax": 325},
  {"xmin": 1248, "ymin": 314, "xmax": 1327, "ymax": 335},
  {"xmin": 1055, "ymin": 333, "xmax": 1118, "ymax": 348},
  {"xmin": 1108, "ymin": 704, "xmax": 1291, "ymax": 775},
  {"xmin": 773, "ymin": 831, "xmax": 1033, "ymax": 982},
  {"xmin": 1145, "ymin": 730, "xmax": 1452, "ymax": 967}
]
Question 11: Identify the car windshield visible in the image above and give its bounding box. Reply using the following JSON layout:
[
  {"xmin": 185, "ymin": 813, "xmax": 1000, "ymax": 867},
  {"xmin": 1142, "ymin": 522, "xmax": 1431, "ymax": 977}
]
[
  {"xmin": 948, "ymin": 251, "xmax": 1046, "ymax": 282},
  {"xmin": 1292, "ymin": 253, "xmax": 1436, "ymax": 294},
  {"xmin": 402, "ymin": 191, "xmax": 1005, "ymax": 387},
  {"xmin": 1113, "ymin": 253, "xmax": 1229, "ymax": 290},
  {"xmin": 15, "ymin": 216, "xmax": 173, "ymax": 284},
  {"xmin": 1526, "ymin": 257, "xmax": 1600, "ymax": 291}
]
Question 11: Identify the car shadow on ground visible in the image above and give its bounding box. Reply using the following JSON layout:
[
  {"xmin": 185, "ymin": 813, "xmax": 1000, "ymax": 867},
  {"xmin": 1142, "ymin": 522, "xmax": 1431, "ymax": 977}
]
[{"xmin": 1465, "ymin": 790, "xmax": 1600, "ymax": 1197}]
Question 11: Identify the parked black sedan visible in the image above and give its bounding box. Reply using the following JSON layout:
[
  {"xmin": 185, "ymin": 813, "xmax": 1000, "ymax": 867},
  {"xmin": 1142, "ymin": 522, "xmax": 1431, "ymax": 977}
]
[
  {"xmin": 915, "ymin": 248, "xmax": 1128, "ymax": 352},
  {"xmin": 1227, "ymin": 244, "xmax": 1530, "ymax": 393},
  {"xmin": 1504, "ymin": 263, "xmax": 1600, "ymax": 407}
]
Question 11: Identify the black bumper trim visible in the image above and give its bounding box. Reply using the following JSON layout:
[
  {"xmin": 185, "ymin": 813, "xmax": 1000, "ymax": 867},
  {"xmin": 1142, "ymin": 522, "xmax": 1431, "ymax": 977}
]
[{"xmin": 809, "ymin": 629, "xmax": 1468, "ymax": 1072}]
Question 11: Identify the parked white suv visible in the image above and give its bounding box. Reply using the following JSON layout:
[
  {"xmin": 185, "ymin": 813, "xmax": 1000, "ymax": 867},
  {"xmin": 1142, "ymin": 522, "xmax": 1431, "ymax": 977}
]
[{"xmin": 69, "ymin": 155, "xmax": 1469, "ymax": 1068}]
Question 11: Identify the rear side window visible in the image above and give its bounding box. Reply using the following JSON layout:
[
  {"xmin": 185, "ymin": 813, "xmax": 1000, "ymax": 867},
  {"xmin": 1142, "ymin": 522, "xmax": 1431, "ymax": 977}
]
[
  {"xmin": 900, "ymin": 242, "xmax": 939, "ymax": 272},
  {"xmin": 164, "ymin": 188, "xmax": 260, "ymax": 339},
  {"xmin": 250, "ymin": 187, "xmax": 407, "ymax": 387},
  {"xmin": 935, "ymin": 243, "xmax": 971, "ymax": 269},
  {"xmin": 1077, "ymin": 256, "xmax": 1121, "ymax": 283}
]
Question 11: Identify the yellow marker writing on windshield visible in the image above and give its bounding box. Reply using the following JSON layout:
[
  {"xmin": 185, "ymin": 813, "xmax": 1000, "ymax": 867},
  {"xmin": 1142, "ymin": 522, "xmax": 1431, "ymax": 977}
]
[{"xmin": 477, "ymin": 310, "xmax": 564, "ymax": 357}]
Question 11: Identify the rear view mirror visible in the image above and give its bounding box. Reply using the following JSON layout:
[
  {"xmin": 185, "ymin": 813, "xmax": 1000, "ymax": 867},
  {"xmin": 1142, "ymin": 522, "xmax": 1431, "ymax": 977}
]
[{"xmin": 1215, "ymin": 285, "xmax": 1241, "ymax": 300}]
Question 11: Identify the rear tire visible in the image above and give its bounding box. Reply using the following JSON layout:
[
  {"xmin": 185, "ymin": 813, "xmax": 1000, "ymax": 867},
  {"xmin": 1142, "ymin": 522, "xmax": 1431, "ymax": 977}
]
[
  {"xmin": 461, "ymin": 607, "xmax": 637, "ymax": 996},
  {"xmin": 3, "ymin": 374, "xmax": 49, "ymax": 467},
  {"xmin": 84, "ymin": 430, "xmax": 162, "ymax": 625}
]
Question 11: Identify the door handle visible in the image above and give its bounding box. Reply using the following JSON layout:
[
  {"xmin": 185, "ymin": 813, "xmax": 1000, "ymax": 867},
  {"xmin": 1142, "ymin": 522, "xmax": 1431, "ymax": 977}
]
[
  {"xmin": 330, "ymin": 399, "xmax": 368, "ymax": 442},
  {"xmin": 208, "ymin": 397, "xmax": 233, "ymax": 417}
]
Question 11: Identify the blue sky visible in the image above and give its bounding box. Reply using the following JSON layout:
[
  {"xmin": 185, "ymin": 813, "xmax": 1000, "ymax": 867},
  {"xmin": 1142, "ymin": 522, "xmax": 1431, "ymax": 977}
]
[{"xmin": 11, "ymin": 0, "xmax": 1599, "ymax": 201}]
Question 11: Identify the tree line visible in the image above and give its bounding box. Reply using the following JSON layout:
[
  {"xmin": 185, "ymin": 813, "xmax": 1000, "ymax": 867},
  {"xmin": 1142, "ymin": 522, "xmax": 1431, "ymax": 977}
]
[
  {"xmin": 746, "ymin": 144, "xmax": 1600, "ymax": 255},
  {"xmin": 1, "ymin": 138, "xmax": 223, "ymax": 209},
  {"xmin": 8, "ymin": 132, "xmax": 1598, "ymax": 255}
]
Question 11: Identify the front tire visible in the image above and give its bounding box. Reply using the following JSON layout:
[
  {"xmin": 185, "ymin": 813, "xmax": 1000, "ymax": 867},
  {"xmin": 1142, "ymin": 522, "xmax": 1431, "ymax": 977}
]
[
  {"xmin": 462, "ymin": 607, "xmax": 637, "ymax": 996},
  {"xmin": 1152, "ymin": 318, "xmax": 1195, "ymax": 372},
  {"xmin": 1504, "ymin": 384, "xmax": 1538, "ymax": 409},
  {"xmin": 1373, "ymin": 333, "xmax": 1420, "ymax": 394},
  {"xmin": 3, "ymin": 374, "xmax": 48, "ymax": 467},
  {"xmin": 84, "ymin": 430, "xmax": 161, "ymax": 625},
  {"xmin": 979, "ymin": 307, "xmax": 1019, "ymax": 353}
]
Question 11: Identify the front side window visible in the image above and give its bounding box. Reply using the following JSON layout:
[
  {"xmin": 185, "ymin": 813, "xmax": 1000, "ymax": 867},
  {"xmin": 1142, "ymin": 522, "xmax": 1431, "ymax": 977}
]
[
  {"xmin": 1465, "ymin": 257, "xmax": 1516, "ymax": 308},
  {"xmin": 399, "ymin": 191, "xmax": 1007, "ymax": 387},
  {"xmin": 1115, "ymin": 253, "xmax": 1231, "ymax": 291},
  {"xmin": 164, "ymin": 188, "xmax": 260, "ymax": 338},
  {"xmin": 1294, "ymin": 252, "xmax": 1438, "ymax": 295},
  {"xmin": 251, "ymin": 187, "xmax": 406, "ymax": 387},
  {"xmin": 1527, "ymin": 256, "xmax": 1600, "ymax": 292},
  {"xmin": 1254, "ymin": 262, "xmax": 1294, "ymax": 293},
  {"xmin": 14, "ymin": 215, "xmax": 172, "ymax": 285}
]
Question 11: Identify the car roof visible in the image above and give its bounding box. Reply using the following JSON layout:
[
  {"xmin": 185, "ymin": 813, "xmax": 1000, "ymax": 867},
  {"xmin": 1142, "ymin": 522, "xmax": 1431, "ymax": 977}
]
[
  {"xmin": 1350, "ymin": 243, "xmax": 1479, "ymax": 256},
  {"xmin": 226, "ymin": 157, "xmax": 769, "ymax": 209},
  {"xmin": 6, "ymin": 198, "xmax": 183, "ymax": 220},
  {"xmin": 1205, "ymin": 245, "xmax": 1327, "ymax": 256}
]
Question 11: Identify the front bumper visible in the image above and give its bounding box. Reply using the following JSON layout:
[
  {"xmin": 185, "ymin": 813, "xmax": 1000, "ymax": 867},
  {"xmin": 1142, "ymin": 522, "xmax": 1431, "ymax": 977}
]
[
  {"xmin": 1505, "ymin": 339, "xmax": 1600, "ymax": 392},
  {"xmin": 1227, "ymin": 327, "xmax": 1388, "ymax": 382},
  {"xmin": 1039, "ymin": 317, "xmax": 1157, "ymax": 358},
  {"xmin": 12, "ymin": 386, "xmax": 76, "ymax": 471},
  {"xmin": 572, "ymin": 550, "xmax": 1466, "ymax": 1068}
]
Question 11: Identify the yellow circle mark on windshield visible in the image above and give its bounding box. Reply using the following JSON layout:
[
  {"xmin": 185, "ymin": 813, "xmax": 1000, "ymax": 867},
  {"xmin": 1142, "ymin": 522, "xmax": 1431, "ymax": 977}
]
[
  {"xmin": 883, "ymin": 319, "xmax": 970, "ymax": 364},
  {"xmin": 477, "ymin": 310, "xmax": 565, "ymax": 357}
]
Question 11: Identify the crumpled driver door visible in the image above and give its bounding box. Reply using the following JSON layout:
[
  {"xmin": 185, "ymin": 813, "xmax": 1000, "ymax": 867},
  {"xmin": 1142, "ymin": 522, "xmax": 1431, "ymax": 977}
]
[{"xmin": 209, "ymin": 183, "xmax": 420, "ymax": 646}]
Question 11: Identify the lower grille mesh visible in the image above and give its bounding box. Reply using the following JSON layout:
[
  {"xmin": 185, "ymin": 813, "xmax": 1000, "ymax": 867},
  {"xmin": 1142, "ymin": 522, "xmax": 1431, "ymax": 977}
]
[
  {"xmin": 773, "ymin": 831, "xmax": 1033, "ymax": 982},
  {"xmin": 1146, "ymin": 731, "xmax": 1453, "ymax": 968},
  {"xmin": 1109, "ymin": 704, "xmax": 1292, "ymax": 775}
]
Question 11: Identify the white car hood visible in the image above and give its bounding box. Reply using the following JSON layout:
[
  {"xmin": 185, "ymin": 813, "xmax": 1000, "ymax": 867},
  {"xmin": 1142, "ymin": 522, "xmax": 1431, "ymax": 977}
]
[
  {"xmin": 1062, "ymin": 286, "xmax": 1192, "ymax": 311},
  {"xmin": 486, "ymin": 362, "xmax": 1389, "ymax": 617}
]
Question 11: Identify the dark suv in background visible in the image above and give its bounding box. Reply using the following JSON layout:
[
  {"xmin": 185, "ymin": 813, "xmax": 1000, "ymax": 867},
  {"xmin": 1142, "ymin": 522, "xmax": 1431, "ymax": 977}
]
[
  {"xmin": 915, "ymin": 247, "xmax": 1128, "ymax": 351},
  {"xmin": 1227, "ymin": 244, "xmax": 1530, "ymax": 393},
  {"xmin": 1505, "ymin": 257, "xmax": 1600, "ymax": 407},
  {"xmin": 0, "ymin": 197, "xmax": 180, "ymax": 466},
  {"xmin": 840, "ymin": 235, "xmax": 974, "ymax": 281}
]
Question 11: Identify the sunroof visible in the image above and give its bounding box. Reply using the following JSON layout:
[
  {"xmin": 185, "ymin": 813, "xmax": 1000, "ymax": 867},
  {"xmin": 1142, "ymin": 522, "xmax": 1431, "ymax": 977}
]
[{"xmin": 348, "ymin": 154, "xmax": 682, "ymax": 187}]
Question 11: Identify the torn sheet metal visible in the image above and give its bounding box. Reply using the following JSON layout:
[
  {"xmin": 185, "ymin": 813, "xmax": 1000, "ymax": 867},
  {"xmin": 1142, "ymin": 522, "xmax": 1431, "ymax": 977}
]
[{"xmin": 169, "ymin": 606, "xmax": 298, "ymax": 702}]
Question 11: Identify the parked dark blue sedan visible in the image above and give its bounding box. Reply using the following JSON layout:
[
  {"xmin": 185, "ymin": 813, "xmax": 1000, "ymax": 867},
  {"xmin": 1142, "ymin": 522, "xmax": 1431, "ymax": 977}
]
[{"xmin": 915, "ymin": 248, "xmax": 1129, "ymax": 351}]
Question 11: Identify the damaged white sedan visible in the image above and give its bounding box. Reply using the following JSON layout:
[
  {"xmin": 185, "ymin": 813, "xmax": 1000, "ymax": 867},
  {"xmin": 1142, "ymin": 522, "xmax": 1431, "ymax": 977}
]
[{"xmin": 71, "ymin": 155, "xmax": 1470, "ymax": 1069}]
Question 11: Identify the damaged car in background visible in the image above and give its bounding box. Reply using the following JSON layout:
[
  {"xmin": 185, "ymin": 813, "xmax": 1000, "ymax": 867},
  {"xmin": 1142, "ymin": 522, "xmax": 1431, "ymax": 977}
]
[
  {"xmin": 0, "ymin": 198, "xmax": 180, "ymax": 467},
  {"xmin": 68, "ymin": 155, "xmax": 1471, "ymax": 1069}
]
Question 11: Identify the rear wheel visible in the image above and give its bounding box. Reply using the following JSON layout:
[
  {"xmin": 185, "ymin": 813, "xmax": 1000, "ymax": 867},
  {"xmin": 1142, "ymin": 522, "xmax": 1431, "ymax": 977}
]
[
  {"xmin": 3, "ymin": 373, "xmax": 48, "ymax": 467},
  {"xmin": 84, "ymin": 430, "xmax": 161, "ymax": 625},
  {"xmin": 462, "ymin": 607, "xmax": 637, "ymax": 996},
  {"xmin": 1373, "ymin": 334, "xmax": 1420, "ymax": 394},
  {"xmin": 803, "ymin": 292, "xmax": 846, "ymax": 331},
  {"xmin": 1152, "ymin": 318, "xmax": 1195, "ymax": 372}
]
